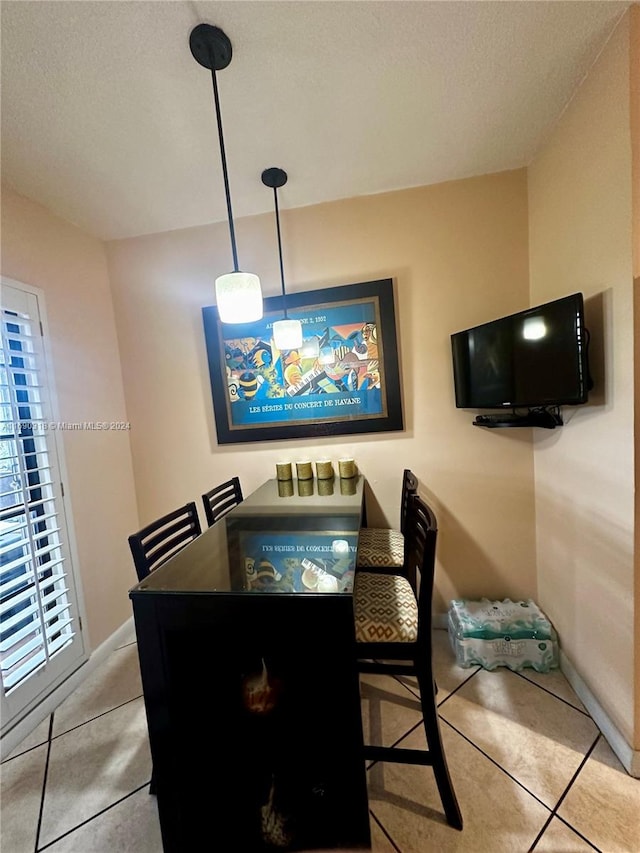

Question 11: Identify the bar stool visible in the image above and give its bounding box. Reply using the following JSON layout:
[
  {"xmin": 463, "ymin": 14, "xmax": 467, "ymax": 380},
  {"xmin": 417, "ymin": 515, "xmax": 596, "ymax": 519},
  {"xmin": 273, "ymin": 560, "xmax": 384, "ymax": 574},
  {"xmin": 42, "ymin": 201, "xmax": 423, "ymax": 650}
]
[
  {"xmin": 128, "ymin": 501, "xmax": 202, "ymax": 797},
  {"xmin": 128, "ymin": 502, "xmax": 202, "ymax": 583},
  {"xmin": 356, "ymin": 469, "xmax": 418, "ymax": 573},
  {"xmin": 201, "ymin": 477, "xmax": 243, "ymax": 527},
  {"xmin": 353, "ymin": 493, "xmax": 463, "ymax": 830}
]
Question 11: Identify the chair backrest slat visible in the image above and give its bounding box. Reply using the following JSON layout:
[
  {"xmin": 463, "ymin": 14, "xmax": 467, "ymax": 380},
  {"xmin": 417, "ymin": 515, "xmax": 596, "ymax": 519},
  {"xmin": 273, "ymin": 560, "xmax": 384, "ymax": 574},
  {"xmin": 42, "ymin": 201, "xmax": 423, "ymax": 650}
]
[
  {"xmin": 404, "ymin": 493, "xmax": 438, "ymax": 639},
  {"xmin": 128, "ymin": 501, "xmax": 202, "ymax": 582},
  {"xmin": 202, "ymin": 477, "xmax": 243, "ymax": 528},
  {"xmin": 400, "ymin": 469, "xmax": 419, "ymax": 534},
  {"xmin": 144, "ymin": 514, "xmax": 200, "ymax": 557}
]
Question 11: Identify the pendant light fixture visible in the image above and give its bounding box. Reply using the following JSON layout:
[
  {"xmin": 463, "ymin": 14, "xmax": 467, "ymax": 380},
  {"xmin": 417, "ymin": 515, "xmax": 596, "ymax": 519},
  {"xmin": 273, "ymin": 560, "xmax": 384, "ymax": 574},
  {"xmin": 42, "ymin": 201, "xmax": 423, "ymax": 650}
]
[
  {"xmin": 190, "ymin": 24, "xmax": 263, "ymax": 323},
  {"xmin": 261, "ymin": 167, "xmax": 304, "ymax": 351}
]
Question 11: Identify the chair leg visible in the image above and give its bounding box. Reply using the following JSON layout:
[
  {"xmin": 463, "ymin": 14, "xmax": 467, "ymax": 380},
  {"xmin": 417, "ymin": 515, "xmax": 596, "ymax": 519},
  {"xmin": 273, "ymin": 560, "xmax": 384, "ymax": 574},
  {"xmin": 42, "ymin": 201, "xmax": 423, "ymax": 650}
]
[
  {"xmin": 415, "ymin": 654, "xmax": 463, "ymax": 830},
  {"xmin": 149, "ymin": 765, "xmax": 156, "ymax": 796}
]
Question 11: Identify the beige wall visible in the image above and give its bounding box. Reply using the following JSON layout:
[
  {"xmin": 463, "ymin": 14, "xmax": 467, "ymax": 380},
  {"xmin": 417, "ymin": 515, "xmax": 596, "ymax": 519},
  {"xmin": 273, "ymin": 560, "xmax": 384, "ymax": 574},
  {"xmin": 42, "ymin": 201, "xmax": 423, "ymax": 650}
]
[
  {"xmin": 631, "ymin": 5, "xmax": 640, "ymax": 751},
  {"xmin": 633, "ymin": 7, "xmax": 640, "ymax": 280},
  {"xmin": 106, "ymin": 169, "xmax": 534, "ymax": 612},
  {"xmin": 529, "ymin": 16, "xmax": 635, "ymax": 745},
  {"xmin": 1, "ymin": 187, "xmax": 139, "ymax": 649}
]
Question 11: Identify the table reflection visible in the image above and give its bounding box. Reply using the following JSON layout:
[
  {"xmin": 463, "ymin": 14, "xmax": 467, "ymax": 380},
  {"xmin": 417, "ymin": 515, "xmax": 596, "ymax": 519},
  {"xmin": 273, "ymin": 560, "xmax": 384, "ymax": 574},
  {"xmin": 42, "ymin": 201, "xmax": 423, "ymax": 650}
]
[{"xmin": 226, "ymin": 517, "xmax": 358, "ymax": 594}]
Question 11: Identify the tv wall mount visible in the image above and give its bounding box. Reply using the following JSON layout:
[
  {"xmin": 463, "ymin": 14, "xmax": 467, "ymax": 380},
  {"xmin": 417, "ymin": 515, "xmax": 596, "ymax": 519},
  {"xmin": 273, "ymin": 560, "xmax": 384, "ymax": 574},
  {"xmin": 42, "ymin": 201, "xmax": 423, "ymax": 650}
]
[{"xmin": 473, "ymin": 408, "xmax": 563, "ymax": 429}]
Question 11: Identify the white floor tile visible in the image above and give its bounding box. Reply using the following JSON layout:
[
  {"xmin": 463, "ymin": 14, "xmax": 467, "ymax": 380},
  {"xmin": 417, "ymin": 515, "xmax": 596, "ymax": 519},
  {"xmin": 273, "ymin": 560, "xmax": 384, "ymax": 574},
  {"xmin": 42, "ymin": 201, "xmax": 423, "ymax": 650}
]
[
  {"xmin": 52, "ymin": 644, "xmax": 142, "ymax": 737},
  {"xmin": 533, "ymin": 816, "xmax": 598, "ymax": 851},
  {"xmin": 439, "ymin": 667, "xmax": 599, "ymax": 806},
  {"xmin": 4, "ymin": 715, "xmax": 51, "ymax": 761},
  {"xmin": 516, "ymin": 667, "xmax": 589, "ymax": 714},
  {"xmin": 43, "ymin": 786, "xmax": 161, "ymax": 853},
  {"xmin": 0, "ymin": 631, "xmax": 634, "ymax": 853},
  {"xmin": 369, "ymin": 722, "xmax": 550, "ymax": 852},
  {"xmin": 39, "ymin": 697, "xmax": 152, "ymax": 848},
  {"xmin": 0, "ymin": 742, "xmax": 48, "ymax": 853},
  {"xmin": 557, "ymin": 736, "xmax": 640, "ymax": 853},
  {"xmin": 361, "ymin": 673, "xmax": 422, "ymax": 749}
]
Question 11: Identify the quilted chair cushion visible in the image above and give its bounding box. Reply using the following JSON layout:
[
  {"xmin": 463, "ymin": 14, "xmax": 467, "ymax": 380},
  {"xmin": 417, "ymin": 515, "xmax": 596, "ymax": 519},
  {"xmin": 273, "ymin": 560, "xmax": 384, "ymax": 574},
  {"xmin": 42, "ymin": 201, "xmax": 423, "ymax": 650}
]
[
  {"xmin": 356, "ymin": 527, "xmax": 404, "ymax": 569},
  {"xmin": 354, "ymin": 572, "xmax": 418, "ymax": 643}
]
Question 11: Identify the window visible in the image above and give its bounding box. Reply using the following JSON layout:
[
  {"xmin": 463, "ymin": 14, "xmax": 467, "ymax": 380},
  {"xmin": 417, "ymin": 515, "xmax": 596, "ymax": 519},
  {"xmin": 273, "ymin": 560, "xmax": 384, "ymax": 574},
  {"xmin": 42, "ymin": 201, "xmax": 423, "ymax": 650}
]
[{"xmin": 1, "ymin": 280, "xmax": 85, "ymax": 733}]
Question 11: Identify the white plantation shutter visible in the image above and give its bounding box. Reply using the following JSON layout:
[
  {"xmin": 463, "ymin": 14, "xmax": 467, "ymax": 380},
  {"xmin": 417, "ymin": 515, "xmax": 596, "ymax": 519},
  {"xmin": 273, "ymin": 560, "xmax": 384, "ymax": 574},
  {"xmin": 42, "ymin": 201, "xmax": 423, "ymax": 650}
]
[{"xmin": 0, "ymin": 280, "xmax": 85, "ymax": 730}]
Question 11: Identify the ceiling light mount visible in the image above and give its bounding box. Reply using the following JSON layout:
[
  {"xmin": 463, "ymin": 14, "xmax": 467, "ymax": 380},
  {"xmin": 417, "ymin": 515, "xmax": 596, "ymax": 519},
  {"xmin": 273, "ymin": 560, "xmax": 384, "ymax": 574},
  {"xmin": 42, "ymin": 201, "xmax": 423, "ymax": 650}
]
[
  {"xmin": 191, "ymin": 23, "xmax": 263, "ymax": 323},
  {"xmin": 261, "ymin": 167, "xmax": 288, "ymax": 191},
  {"xmin": 261, "ymin": 166, "xmax": 289, "ymax": 315},
  {"xmin": 262, "ymin": 167, "xmax": 305, "ymax": 351},
  {"xmin": 189, "ymin": 24, "xmax": 232, "ymax": 72}
]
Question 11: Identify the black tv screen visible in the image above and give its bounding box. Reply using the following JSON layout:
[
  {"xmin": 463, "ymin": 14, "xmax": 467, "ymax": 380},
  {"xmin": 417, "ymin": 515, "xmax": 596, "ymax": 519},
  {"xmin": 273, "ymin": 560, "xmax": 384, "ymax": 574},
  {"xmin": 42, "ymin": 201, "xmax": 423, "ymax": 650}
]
[{"xmin": 451, "ymin": 293, "xmax": 589, "ymax": 409}]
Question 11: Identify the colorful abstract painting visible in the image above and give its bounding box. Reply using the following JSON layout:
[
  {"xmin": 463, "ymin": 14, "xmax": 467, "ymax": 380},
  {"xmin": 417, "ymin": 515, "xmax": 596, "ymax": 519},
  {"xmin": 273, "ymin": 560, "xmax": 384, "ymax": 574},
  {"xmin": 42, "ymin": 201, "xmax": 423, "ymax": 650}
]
[{"xmin": 203, "ymin": 279, "xmax": 403, "ymax": 443}]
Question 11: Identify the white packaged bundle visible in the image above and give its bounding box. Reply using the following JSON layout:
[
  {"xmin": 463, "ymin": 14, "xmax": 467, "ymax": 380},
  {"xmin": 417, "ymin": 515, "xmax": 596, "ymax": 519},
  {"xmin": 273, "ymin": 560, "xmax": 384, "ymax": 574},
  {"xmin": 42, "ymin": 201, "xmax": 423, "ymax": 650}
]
[{"xmin": 448, "ymin": 598, "xmax": 558, "ymax": 672}]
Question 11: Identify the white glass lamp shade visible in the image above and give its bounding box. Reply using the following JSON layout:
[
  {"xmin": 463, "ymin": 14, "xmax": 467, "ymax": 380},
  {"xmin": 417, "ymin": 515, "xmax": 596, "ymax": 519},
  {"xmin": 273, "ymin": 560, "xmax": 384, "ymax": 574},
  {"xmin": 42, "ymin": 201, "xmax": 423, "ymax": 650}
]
[
  {"xmin": 331, "ymin": 539, "xmax": 350, "ymax": 556},
  {"xmin": 319, "ymin": 345, "xmax": 335, "ymax": 365},
  {"xmin": 300, "ymin": 337, "xmax": 320, "ymax": 358},
  {"xmin": 273, "ymin": 318, "xmax": 303, "ymax": 350},
  {"xmin": 215, "ymin": 272, "xmax": 263, "ymax": 323}
]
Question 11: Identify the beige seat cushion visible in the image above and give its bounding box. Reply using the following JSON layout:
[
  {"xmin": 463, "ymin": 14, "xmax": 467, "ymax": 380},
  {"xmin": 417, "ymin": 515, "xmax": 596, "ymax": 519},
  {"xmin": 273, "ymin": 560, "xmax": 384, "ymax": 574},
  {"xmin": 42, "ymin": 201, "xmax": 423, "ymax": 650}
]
[
  {"xmin": 356, "ymin": 527, "xmax": 404, "ymax": 569},
  {"xmin": 354, "ymin": 572, "xmax": 418, "ymax": 643}
]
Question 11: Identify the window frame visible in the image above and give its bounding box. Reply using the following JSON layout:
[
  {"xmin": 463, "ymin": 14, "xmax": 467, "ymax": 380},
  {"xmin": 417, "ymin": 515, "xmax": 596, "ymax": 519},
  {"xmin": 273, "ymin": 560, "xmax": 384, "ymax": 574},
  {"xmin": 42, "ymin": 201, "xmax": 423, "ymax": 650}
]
[{"xmin": 0, "ymin": 276, "xmax": 88, "ymax": 735}]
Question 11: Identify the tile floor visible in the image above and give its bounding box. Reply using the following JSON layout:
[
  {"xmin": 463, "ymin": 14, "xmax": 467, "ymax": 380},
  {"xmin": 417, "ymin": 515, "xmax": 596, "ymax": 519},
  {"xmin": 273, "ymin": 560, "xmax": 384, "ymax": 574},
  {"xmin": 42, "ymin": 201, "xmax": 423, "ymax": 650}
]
[{"xmin": 2, "ymin": 627, "xmax": 639, "ymax": 852}]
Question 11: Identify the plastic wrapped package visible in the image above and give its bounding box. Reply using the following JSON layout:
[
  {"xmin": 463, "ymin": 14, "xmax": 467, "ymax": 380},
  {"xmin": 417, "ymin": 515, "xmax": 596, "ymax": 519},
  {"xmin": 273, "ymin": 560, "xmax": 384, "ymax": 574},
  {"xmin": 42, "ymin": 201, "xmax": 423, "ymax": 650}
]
[{"xmin": 448, "ymin": 598, "xmax": 558, "ymax": 672}]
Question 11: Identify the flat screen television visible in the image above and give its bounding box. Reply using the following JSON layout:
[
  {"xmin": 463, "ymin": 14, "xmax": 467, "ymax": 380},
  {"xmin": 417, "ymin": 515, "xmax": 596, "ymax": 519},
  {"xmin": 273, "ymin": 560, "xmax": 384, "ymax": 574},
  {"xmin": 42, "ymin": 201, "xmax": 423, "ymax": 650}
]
[{"xmin": 451, "ymin": 293, "xmax": 590, "ymax": 411}]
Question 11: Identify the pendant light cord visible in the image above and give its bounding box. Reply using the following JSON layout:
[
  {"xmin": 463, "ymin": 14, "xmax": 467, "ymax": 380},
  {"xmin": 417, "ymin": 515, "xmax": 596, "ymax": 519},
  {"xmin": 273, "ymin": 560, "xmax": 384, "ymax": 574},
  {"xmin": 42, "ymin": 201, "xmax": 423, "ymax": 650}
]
[
  {"xmin": 272, "ymin": 186, "xmax": 288, "ymax": 319},
  {"xmin": 209, "ymin": 64, "xmax": 239, "ymax": 272}
]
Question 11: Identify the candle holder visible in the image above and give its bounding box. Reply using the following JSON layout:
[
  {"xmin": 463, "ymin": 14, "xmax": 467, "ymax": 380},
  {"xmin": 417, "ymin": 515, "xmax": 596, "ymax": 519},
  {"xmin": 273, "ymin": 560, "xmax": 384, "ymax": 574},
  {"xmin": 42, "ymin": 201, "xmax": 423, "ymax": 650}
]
[{"xmin": 296, "ymin": 460, "xmax": 313, "ymax": 481}]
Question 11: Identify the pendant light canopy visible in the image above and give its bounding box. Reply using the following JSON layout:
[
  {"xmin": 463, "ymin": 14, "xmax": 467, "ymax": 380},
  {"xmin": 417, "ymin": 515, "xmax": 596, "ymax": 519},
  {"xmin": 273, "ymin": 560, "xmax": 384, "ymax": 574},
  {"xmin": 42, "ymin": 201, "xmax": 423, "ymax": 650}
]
[
  {"xmin": 190, "ymin": 24, "xmax": 263, "ymax": 324},
  {"xmin": 261, "ymin": 167, "xmax": 304, "ymax": 351}
]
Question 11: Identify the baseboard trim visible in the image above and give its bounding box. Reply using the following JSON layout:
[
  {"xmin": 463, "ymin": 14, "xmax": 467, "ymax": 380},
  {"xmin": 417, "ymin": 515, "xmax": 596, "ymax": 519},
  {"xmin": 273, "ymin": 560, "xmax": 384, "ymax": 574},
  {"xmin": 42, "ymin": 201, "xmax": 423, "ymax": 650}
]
[
  {"xmin": 1, "ymin": 617, "xmax": 135, "ymax": 761},
  {"xmin": 559, "ymin": 649, "xmax": 639, "ymax": 778},
  {"xmin": 433, "ymin": 613, "xmax": 448, "ymax": 630}
]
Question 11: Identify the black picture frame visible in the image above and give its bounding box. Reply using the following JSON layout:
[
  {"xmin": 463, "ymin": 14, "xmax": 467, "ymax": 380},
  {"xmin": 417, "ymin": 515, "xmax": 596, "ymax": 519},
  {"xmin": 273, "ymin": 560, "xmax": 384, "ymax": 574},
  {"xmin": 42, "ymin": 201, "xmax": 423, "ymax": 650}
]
[{"xmin": 202, "ymin": 278, "xmax": 403, "ymax": 444}]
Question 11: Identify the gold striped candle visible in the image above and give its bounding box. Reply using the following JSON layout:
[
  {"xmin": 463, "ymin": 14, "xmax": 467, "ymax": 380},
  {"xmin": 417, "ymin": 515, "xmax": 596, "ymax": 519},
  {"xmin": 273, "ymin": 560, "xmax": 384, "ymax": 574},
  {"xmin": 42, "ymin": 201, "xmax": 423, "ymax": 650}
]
[
  {"xmin": 296, "ymin": 460, "xmax": 313, "ymax": 480},
  {"xmin": 276, "ymin": 462, "xmax": 293, "ymax": 481},
  {"xmin": 315, "ymin": 459, "xmax": 334, "ymax": 480},
  {"xmin": 338, "ymin": 457, "xmax": 356, "ymax": 479}
]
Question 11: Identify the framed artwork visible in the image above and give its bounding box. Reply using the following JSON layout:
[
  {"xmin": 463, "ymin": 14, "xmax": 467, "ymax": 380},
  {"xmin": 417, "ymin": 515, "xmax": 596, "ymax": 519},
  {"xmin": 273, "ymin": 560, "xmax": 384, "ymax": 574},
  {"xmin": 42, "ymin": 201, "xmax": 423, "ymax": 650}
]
[{"xmin": 202, "ymin": 278, "xmax": 403, "ymax": 444}]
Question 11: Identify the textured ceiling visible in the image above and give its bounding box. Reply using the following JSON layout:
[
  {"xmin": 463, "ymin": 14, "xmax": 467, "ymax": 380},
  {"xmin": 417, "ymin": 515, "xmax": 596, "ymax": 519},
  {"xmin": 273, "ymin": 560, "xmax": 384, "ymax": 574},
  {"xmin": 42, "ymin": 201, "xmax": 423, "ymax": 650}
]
[{"xmin": 0, "ymin": 1, "xmax": 629, "ymax": 241}]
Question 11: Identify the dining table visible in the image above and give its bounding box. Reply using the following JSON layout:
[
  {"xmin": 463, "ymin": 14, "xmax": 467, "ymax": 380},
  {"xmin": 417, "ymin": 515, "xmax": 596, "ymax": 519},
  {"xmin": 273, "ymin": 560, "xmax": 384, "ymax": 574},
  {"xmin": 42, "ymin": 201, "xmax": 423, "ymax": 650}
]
[{"xmin": 129, "ymin": 475, "xmax": 371, "ymax": 852}]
